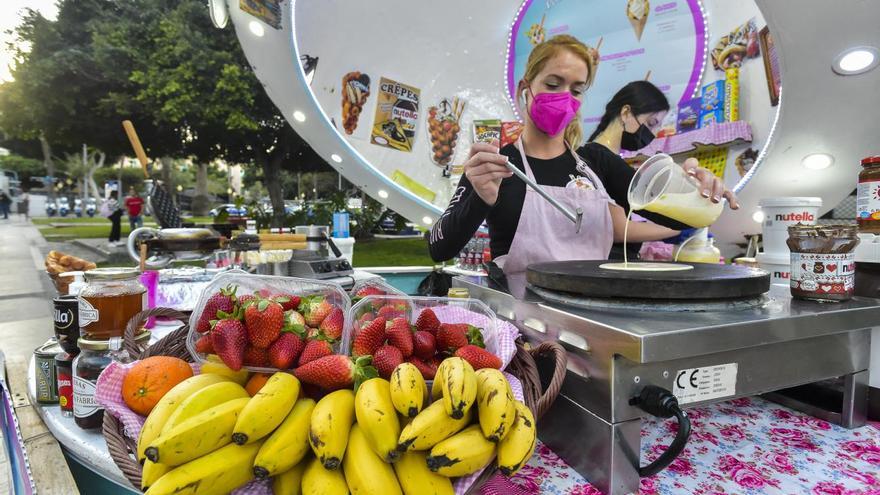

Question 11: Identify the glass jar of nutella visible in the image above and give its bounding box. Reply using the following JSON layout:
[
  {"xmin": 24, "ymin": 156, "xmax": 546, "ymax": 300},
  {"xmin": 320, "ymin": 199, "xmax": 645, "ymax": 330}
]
[{"xmin": 787, "ymin": 224, "xmax": 860, "ymax": 302}]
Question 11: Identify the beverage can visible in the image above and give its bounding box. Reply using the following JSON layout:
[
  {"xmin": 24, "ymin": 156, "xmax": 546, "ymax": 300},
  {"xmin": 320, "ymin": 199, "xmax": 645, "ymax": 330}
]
[{"xmin": 34, "ymin": 339, "xmax": 62, "ymax": 404}]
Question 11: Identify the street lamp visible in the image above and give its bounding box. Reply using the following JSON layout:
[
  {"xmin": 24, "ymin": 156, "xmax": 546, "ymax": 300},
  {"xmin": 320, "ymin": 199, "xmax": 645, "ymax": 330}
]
[{"xmin": 177, "ymin": 185, "xmax": 183, "ymax": 192}]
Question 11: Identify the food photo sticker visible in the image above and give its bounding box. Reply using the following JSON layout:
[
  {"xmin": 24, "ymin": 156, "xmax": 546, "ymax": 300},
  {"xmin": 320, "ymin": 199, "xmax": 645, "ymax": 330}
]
[
  {"xmin": 626, "ymin": 0, "xmax": 649, "ymax": 41},
  {"xmin": 525, "ymin": 13, "xmax": 546, "ymax": 45},
  {"xmin": 341, "ymin": 71, "xmax": 371, "ymax": 136},
  {"xmin": 427, "ymin": 97, "xmax": 466, "ymax": 166},
  {"xmin": 371, "ymin": 77, "xmax": 421, "ymax": 152},
  {"xmin": 500, "ymin": 121, "xmax": 525, "ymax": 148},
  {"xmin": 239, "ymin": 0, "xmax": 282, "ymax": 30},
  {"xmin": 711, "ymin": 18, "xmax": 760, "ymax": 71}
]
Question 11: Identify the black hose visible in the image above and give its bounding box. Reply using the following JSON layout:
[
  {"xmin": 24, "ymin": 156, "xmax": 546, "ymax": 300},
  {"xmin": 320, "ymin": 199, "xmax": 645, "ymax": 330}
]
[{"xmin": 629, "ymin": 385, "xmax": 692, "ymax": 478}]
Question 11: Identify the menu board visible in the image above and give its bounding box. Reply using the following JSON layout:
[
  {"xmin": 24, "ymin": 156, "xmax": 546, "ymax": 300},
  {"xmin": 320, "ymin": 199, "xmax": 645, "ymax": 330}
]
[{"xmin": 508, "ymin": 0, "xmax": 707, "ymax": 134}]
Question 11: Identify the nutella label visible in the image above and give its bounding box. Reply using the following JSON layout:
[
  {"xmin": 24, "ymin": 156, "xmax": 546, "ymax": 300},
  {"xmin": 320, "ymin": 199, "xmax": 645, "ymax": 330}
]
[
  {"xmin": 73, "ymin": 376, "xmax": 101, "ymax": 418},
  {"xmin": 857, "ymin": 179, "xmax": 880, "ymax": 221},
  {"xmin": 790, "ymin": 252, "xmax": 855, "ymax": 295},
  {"xmin": 78, "ymin": 296, "xmax": 99, "ymax": 327}
]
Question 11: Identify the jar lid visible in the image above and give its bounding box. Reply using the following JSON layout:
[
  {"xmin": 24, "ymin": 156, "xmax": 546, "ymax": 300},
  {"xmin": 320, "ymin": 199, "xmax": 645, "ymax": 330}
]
[
  {"xmin": 787, "ymin": 223, "xmax": 859, "ymax": 237},
  {"xmin": 77, "ymin": 332, "xmax": 150, "ymax": 350},
  {"xmin": 861, "ymin": 156, "xmax": 880, "ymax": 165},
  {"xmin": 84, "ymin": 267, "xmax": 141, "ymax": 281}
]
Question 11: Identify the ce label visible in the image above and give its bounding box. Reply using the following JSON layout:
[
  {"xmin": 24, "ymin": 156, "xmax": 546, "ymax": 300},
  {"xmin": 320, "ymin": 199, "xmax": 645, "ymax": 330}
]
[{"xmin": 676, "ymin": 369, "xmax": 699, "ymax": 389}]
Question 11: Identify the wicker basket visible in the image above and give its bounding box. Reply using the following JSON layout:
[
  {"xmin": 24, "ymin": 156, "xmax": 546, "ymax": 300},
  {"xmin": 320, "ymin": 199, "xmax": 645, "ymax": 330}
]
[
  {"xmin": 103, "ymin": 308, "xmax": 193, "ymax": 489},
  {"xmin": 103, "ymin": 309, "xmax": 568, "ymax": 492}
]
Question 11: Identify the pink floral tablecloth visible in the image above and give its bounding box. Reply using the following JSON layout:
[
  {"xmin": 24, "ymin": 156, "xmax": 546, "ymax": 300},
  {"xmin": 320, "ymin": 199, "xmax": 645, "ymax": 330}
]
[{"xmin": 505, "ymin": 397, "xmax": 880, "ymax": 494}]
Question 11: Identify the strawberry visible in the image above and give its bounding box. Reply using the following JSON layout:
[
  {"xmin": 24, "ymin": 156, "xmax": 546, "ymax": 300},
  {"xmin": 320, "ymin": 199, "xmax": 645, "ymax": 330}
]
[
  {"xmin": 194, "ymin": 333, "xmax": 214, "ymax": 354},
  {"xmin": 244, "ymin": 346, "xmax": 270, "ymax": 367},
  {"xmin": 353, "ymin": 285, "xmax": 384, "ymax": 309},
  {"xmin": 386, "ymin": 317, "xmax": 414, "ymax": 357},
  {"xmin": 294, "ymin": 355, "xmax": 377, "ymax": 391},
  {"xmin": 245, "ymin": 298, "xmax": 285, "ymax": 349},
  {"xmin": 273, "ymin": 294, "xmax": 301, "ymax": 312},
  {"xmin": 414, "ymin": 308, "xmax": 441, "ymax": 335},
  {"xmin": 238, "ymin": 294, "xmax": 256, "ymax": 307},
  {"xmin": 196, "ymin": 285, "xmax": 237, "ymax": 333},
  {"xmin": 212, "ymin": 318, "xmax": 247, "ymax": 371},
  {"xmin": 454, "ymin": 345, "xmax": 502, "ymax": 370},
  {"xmin": 284, "ymin": 310, "xmax": 307, "ymax": 333},
  {"xmin": 268, "ymin": 332, "xmax": 304, "ymax": 369},
  {"xmin": 298, "ymin": 337, "xmax": 333, "ymax": 366},
  {"xmin": 413, "ymin": 331, "xmax": 436, "ymax": 360},
  {"xmin": 436, "ymin": 323, "xmax": 484, "ymax": 353},
  {"xmin": 300, "ymin": 296, "xmax": 334, "ymax": 327},
  {"xmin": 377, "ymin": 304, "xmax": 405, "ymax": 321},
  {"xmin": 352, "ymin": 316, "xmax": 386, "ymax": 357},
  {"xmin": 407, "ymin": 356, "xmax": 437, "ymax": 380},
  {"xmin": 373, "ymin": 345, "xmax": 404, "ymax": 379},
  {"xmin": 318, "ymin": 307, "xmax": 345, "ymax": 340},
  {"xmin": 357, "ymin": 312, "xmax": 375, "ymax": 325}
]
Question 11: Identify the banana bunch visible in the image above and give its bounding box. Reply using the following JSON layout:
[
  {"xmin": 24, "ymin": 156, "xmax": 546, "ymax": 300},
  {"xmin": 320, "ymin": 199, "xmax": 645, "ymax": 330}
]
[
  {"xmin": 390, "ymin": 363, "xmax": 426, "ymax": 418},
  {"xmin": 232, "ymin": 372, "xmax": 300, "ymax": 445},
  {"xmin": 309, "ymin": 389, "xmax": 356, "ymax": 470},
  {"xmin": 355, "ymin": 377, "xmax": 402, "ymax": 463}
]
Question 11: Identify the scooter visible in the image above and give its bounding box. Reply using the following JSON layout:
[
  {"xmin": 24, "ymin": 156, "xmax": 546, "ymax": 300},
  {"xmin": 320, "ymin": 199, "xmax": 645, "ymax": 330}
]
[
  {"xmin": 73, "ymin": 198, "xmax": 83, "ymax": 217},
  {"xmin": 58, "ymin": 197, "xmax": 70, "ymax": 217},
  {"xmin": 85, "ymin": 198, "xmax": 96, "ymax": 217},
  {"xmin": 45, "ymin": 201, "xmax": 57, "ymax": 217}
]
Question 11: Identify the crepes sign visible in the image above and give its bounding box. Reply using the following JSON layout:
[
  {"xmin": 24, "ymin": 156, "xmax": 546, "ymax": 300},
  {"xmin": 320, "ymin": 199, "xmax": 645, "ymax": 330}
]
[{"xmin": 371, "ymin": 77, "xmax": 421, "ymax": 152}]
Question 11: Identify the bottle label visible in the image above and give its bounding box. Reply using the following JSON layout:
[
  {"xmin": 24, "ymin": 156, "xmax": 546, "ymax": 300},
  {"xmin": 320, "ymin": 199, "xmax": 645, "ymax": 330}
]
[
  {"xmin": 790, "ymin": 252, "xmax": 855, "ymax": 294},
  {"xmin": 73, "ymin": 376, "xmax": 101, "ymax": 418},
  {"xmin": 857, "ymin": 179, "xmax": 880, "ymax": 220},
  {"xmin": 78, "ymin": 296, "xmax": 99, "ymax": 327}
]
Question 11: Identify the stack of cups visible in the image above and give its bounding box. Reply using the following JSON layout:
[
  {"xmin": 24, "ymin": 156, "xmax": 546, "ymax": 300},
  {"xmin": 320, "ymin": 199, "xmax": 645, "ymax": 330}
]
[{"xmin": 756, "ymin": 197, "xmax": 822, "ymax": 286}]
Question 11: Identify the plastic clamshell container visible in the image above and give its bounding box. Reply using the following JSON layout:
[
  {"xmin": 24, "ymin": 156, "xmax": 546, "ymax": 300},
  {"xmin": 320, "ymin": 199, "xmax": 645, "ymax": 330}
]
[
  {"xmin": 347, "ymin": 277, "xmax": 407, "ymax": 300},
  {"xmin": 186, "ymin": 270, "xmax": 350, "ymax": 372},
  {"xmin": 343, "ymin": 295, "xmax": 498, "ymax": 363}
]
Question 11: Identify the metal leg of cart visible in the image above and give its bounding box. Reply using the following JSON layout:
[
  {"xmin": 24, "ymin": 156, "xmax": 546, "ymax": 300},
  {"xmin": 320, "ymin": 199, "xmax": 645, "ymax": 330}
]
[{"xmin": 763, "ymin": 369, "xmax": 869, "ymax": 429}]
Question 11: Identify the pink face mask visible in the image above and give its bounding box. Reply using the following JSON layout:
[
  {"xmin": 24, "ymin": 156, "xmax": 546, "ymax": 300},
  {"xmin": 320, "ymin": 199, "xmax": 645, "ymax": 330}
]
[{"xmin": 527, "ymin": 90, "xmax": 582, "ymax": 137}]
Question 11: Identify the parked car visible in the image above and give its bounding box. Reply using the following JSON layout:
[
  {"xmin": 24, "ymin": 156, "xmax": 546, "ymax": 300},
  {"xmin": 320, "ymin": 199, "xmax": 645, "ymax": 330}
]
[{"xmin": 209, "ymin": 204, "xmax": 248, "ymax": 217}]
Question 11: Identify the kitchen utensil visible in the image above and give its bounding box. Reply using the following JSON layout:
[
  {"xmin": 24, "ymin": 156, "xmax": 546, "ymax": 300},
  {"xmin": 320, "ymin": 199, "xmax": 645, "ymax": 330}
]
[
  {"xmin": 503, "ymin": 158, "xmax": 584, "ymax": 232},
  {"xmin": 628, "ymin": 153, "xmax": 723, "ymax": 228}
]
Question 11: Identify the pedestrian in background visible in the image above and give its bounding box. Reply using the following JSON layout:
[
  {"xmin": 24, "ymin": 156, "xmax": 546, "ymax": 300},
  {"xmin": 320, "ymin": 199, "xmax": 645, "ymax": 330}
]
[
  {"xmin": 0, "ymin": 191, "xmax": 10, "ymax": 220},
  {"xmin": 103, "ymin": 191, "xmax": 122, "ymax": 247},
  {"xmin": 125, "ymin": 186, "xmax": 145, "ymax": 230},
  {"xmin": 20, "ymin": 191, "xmax": 29, "ymax": 220}
]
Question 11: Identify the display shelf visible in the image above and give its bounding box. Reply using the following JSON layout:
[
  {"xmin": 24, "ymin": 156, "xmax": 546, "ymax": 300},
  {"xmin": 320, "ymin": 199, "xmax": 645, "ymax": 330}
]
[{"xmin": 621, "ymin": 121, "xmax": 753, "ymax": 160}]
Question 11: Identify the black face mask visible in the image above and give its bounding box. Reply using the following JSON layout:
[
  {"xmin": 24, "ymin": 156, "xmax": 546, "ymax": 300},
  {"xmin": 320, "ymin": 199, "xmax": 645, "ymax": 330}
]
[{"xmin": 620, "ymin": 123, "xmax": 656, "ymax": 151}]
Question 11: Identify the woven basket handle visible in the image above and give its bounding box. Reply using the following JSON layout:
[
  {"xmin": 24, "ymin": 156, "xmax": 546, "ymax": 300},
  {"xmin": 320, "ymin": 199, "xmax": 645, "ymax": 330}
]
[
  {"xmin": 528, "ymin": 341, "xmax": 568, "ymax": 420},
  {"xmin": 123, "ymin": 307, "xmax": 190, "ymax": 357}
]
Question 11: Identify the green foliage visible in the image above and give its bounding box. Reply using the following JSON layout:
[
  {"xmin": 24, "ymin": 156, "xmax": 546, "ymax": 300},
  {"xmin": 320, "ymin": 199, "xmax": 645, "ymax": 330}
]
[{"xmin": 0, "ymin": 154, "xmax": 45, "ymax": 186}]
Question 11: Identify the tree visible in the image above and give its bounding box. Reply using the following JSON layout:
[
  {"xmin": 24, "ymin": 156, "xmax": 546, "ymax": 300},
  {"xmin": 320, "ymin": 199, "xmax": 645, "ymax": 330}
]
[{"xmin": 0, "ymin": 154, "xmax": 45, "ymax": 188}]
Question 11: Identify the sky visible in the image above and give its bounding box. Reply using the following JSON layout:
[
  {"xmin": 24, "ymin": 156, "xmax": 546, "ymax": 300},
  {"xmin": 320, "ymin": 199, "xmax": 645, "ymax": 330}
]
[{"xmin": 0, "ymin": 0, "xmax": 58, "ymax": 82}]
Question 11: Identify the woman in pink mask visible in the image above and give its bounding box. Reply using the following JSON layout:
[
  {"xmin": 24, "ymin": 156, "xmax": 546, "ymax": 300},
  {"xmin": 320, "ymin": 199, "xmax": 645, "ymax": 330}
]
[{"xmin": 429, "ymin": 35, "xmax": 735, "ymax": 273}]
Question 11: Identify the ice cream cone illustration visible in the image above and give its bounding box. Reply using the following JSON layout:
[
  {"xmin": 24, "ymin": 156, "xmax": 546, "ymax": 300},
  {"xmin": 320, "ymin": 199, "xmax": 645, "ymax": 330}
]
[{"xmin": 626, "ymin": 0, "xmax": 649, "ymax": 41}]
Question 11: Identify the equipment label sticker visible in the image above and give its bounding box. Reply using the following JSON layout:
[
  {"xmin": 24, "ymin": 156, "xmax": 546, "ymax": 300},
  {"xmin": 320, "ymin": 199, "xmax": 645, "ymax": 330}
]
[{"xmin": 672, "ymin": 363, "xmax": 737, "ymax": 405}]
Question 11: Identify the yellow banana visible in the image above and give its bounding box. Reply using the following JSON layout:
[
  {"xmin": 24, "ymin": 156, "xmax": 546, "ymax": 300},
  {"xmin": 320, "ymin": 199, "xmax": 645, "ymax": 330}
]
[
  {"xmin": 272, "ymin": 461, "xmax": 306, "ymax": 495},
  {"xmin": 426, "ymin": 424, "xmax": 496, "ymax": 477},
  {"xmin": 354, "ymin": 378, "xmax": 401, "ymax": 463},
  {"xmin": 397, "ymin": 399, "xmax": 472, "ymax": 451},
  {"xmin": 475, "ymin": 368, "xmax": 516, "ymax": 442},
  {"xmin": 394, "ymin": 450, "xmax": 454, "ymax": 495},
  {"xmin": 497, "ymin": 401, "xmax": 537, "ymax": 476},
  {"xmin": 343, "ymin": 424, "xmax": 402, "ymax": 495},
  {"xmin": 253, "ymin": 398, "xmax": 316, "ymax": 479},
  {"xmin": 201, "ymin": 354, "xmax": 249, "ymax": 385},
  {"xmin": 140, "ymin": 460, "xmax": 169, "ymax": 491},
  {"xmin": 145, "ymin": 440, "xmax": 262, "ymax": 495},
  {"xmin": 440, "ymin": 357, "xmax": 477, "ymax": 419},
  {"xmin": 162, "ymin": 380, "xmax": 249, "ymax": 433},
  {"xmin": 309, "ymin": 389, "xmax": 356, "ymax": 470},
  {"xmin": 145, "ymin": 397, "xmax": 250, "ymax": 466},
  {"xmin": 232, "ymin": 372, "xmax": 301, "ymax": 444},
  {"xmin": 137, "ymin": 373, "xmax": 228, "ymax": 463},
  {"xmin": 302, "ymin": 456, "xmax": 348, "ymax": 495},
  {"xmin": 431, "ymin": 360, "xmax": 447, "ymax": 401},
  {"xmin": 390, "ymin": 363, "xmax": 426, "ymax": 418}
]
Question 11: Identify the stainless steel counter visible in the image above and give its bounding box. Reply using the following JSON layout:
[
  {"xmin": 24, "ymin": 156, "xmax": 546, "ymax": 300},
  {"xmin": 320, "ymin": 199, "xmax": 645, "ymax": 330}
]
[{"xmin": 455, "ymin": 274, "xmax": 879, "ymax": 495}]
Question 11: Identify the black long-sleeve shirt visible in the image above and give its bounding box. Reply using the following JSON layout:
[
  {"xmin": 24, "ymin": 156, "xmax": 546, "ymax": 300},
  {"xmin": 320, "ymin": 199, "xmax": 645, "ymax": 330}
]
[{"xmin": 428, "ymin": 142, "xmax": 687, "ymax": 262}]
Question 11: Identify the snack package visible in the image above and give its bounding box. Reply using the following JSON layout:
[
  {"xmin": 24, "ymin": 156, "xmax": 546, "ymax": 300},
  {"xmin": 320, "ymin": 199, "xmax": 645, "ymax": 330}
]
[
  {"xmin": 426, "ymin": 97, "xmax": 465, "ymax": 166},
  {"xmin": 500, "ymin": 121, "xmax": 525, "ymax": 148},
  {"xmin": 473, "ymin": 119, "xmax": 502, "ymax": 144},
  {"xmin": 700, "ymin": 109, "xmax": 724, "ymax": 128},
  {"xmin": 676, "ymin": 97, "xmax": 701, "ymax": 133},
  {"xmin": 656, "ymin": 110, "xmax": 677, "ymax": 138},
  {"xmin": 724, "ymin": 67, "xmax": 740, "ymax": 122},
  {"xmin": 700, "ymin": 80, "xmax": 725, "ymax": 127}
]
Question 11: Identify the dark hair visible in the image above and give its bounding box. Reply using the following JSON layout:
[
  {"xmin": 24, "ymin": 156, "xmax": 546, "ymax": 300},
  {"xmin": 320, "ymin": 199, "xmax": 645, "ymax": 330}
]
[
  {"xmin": 587, "ymin": 80, "xmax": 669, "ymax": 142},
  {"xmin": 110, "ymin": 191, "xmax": 118, "ymax": 200}
]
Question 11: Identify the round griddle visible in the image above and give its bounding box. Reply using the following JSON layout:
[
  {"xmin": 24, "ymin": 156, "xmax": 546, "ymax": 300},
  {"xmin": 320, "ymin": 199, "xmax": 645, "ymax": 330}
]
[{"xmin": 527, "ymin": 260, "xmax": 771, "ymax": 300}]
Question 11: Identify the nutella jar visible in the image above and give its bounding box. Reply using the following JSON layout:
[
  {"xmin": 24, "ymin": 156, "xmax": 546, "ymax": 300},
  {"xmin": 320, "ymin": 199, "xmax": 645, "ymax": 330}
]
[
  {"xmin": 787, "ymin": 224, "xmax": 860, "ymax": 302},
  {"xmin": 78, "ymin": 268, "xmax": 145, "ymax": 340},
  {"xmin": 857, "ymin": 156, "xmax": 880, "ymax": 233}
]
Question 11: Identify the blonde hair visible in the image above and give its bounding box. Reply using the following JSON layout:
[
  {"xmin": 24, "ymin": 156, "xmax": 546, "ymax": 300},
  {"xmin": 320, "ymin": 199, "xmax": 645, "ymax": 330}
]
[{"xmin": 521, "ymin": 34, "xmax": 597, "ymax": 148}]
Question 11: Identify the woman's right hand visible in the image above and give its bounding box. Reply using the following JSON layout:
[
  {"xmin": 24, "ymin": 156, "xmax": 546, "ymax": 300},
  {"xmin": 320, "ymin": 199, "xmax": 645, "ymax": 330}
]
[{"xmin": 464, "ymin": 140, "xmax": 513, "ymax": 207}]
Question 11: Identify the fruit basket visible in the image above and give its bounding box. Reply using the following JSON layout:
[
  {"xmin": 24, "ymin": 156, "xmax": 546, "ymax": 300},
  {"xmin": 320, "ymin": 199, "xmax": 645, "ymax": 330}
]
[
  {"xmin": 348, "ymin": 276, "xmax": 407, "ymax": 302},
  {"xmin": 185, "ymin": 270, "xmax": 351, "ymax": 372}
]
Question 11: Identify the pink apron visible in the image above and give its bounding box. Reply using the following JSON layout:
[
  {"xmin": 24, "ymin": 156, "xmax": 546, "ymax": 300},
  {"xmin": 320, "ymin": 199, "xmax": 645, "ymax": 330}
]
[{"xmin": 495, "ymin": 139, "xmax": 614, "ymax": 275}]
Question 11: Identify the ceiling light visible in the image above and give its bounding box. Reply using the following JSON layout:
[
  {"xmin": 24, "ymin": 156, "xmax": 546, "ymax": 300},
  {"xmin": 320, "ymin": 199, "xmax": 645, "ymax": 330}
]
[
  {"xmin": 248, "ymin": 21, "xmax": 265, "ymax": 37},
  {"xmin": 330, "ymin": 154, "xmax": 342, "ymax": 163},
  {"xmin": 752, "ymin": 211, "xmax": 764, "ymax": 223},
  {"xmin": 832, "ymin": 46, "xmax": 879, "ymax": 75},
  {"xmin": 293, "ymin": 110, "xmax": 306, "ymax": 122},
  {"xmin": 377, "ymin": 189, "xmax": 389, "ymax": 199},
  {"xmin": 422, "ymin": 216, "xmax": 433, "ymax": 225},
  {"xmin": 802, "ymin": 153, "xmax": 834, "ymax": 170}
]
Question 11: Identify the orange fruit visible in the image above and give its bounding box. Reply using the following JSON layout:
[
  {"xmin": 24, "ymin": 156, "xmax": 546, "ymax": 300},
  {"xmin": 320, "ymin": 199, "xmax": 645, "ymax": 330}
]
[
  {"xmin": 122, "ymin": 356, "xmax": 193, "ymax": 416},
  {"xmin": 245, "ymin": 373, "xmax": 271, "ymax": 397}
]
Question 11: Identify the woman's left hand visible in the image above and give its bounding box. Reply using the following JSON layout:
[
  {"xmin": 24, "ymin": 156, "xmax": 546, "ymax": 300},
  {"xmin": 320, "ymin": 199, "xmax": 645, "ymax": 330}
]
[{"xmin": 682, "ymin": 158, "xmax": 740, "ymax": 209}]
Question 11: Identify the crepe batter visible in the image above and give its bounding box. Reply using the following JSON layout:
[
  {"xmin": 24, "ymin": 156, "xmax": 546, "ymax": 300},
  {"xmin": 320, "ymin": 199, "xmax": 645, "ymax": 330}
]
[{"xmin": 600, "ymin": 208, "xmax": 694, "ymax": 272}]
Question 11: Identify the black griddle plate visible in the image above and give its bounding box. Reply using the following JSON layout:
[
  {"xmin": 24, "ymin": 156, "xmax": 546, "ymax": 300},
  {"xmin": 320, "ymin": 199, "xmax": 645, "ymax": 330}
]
[{"xmin": 527, "ymin": 260, "xmax": 771, "ymax": 300}]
